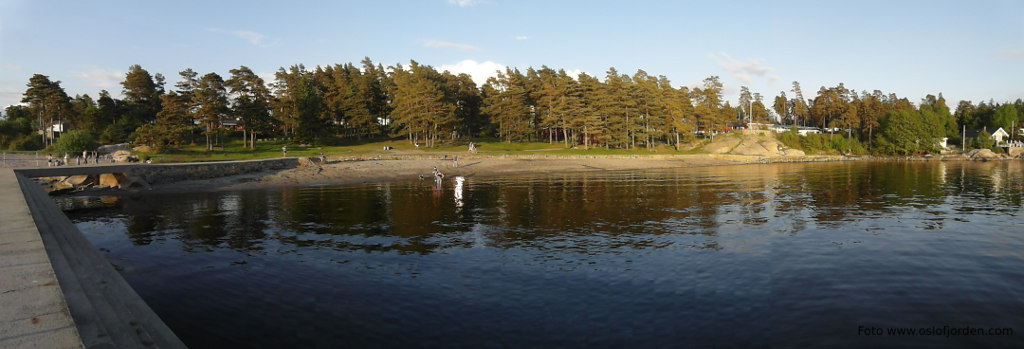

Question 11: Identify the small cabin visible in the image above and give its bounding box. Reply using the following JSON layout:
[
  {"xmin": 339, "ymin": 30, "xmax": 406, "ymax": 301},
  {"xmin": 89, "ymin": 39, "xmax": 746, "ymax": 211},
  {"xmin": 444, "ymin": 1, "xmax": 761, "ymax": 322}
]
[{"xmin": 991, "ymin": 127, "xmax": 1010, "ymax": 144}]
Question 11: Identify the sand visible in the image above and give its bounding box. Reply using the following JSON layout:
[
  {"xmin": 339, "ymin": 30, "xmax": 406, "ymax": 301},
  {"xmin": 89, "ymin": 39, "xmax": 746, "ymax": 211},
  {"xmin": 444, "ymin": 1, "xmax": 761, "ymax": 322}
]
[{"xmin": 149, "ymin": 154, "xmax": 746, "ymax": 193}]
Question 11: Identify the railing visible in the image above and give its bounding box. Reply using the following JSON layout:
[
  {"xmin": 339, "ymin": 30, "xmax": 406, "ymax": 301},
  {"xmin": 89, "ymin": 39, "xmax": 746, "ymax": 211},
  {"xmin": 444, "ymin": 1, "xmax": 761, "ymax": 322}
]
[
  {"xmin": 1, "ymin": 151, "xmax": 46, "ymax": 168},
  {"xmin": 2, "ymin": 150, "xmax": 112, "ymax": 168}
]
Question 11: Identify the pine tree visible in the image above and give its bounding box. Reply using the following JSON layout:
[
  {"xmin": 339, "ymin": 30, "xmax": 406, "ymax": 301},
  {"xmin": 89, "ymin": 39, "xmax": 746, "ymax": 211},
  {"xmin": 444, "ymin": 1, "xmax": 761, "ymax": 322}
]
[
  {"xmin": 193, "ymin": 73, "xmax": 229, "ymax": 150},
  {"xmin": 21, "ymin": 74, "xmax": 71, "ymax": 146},
  {"xmin": 790, "ymin": 81, "xmax": 809, "ymax": 126},
  {"xmin": 226, "ymin": 65, "xmax": 271, "ymax": 149}
]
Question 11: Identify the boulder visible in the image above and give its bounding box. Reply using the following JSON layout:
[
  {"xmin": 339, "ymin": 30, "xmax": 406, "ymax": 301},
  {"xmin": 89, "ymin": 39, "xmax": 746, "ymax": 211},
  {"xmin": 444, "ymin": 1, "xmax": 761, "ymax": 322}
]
[
  {"xmin": 98, "ymin": 143, "xmax": 130, "ymax": 154},
  {"xmin": 46, "ymin": 181, "xmax": 75, "ymax": 195},
  {"xmin": 110, "ymin": 150, "xmax": 139, "ymax": 163},
  {"xmin": 783, "ymin": 149, "xmax": 806, "ymax": 157},
  {"xmin": 119, "ymin": 175, "xmax": 151, "ymax": 190},
  {"xmin": 99, "ymin": 173, "xmax": 126, "ymax": 188},
  {"xmin": 63, "ymin": 175, "xmax": 97, "ymax": 187},
  {"xmin": 298, "ymin": 157, "xmax": 323, "ymax": 167}
]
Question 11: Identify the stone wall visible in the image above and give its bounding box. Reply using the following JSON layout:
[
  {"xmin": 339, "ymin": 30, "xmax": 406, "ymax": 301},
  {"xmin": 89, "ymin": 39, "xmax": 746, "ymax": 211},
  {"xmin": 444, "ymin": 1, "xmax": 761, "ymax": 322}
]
[
  {"xmin": 1009, "ymin": 147, "xmax": 1024, "ymax": 158},
  {"xmin": 125, "ymin": 158, "xmax": 298, "ymax": 185}
]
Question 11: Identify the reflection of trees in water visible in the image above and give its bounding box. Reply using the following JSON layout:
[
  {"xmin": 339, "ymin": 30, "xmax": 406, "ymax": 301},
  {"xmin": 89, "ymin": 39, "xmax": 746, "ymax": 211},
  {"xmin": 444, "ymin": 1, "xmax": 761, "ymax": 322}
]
[{"xmin": 99, "ymin": 161, "xmax": 1024, "ymax": 255}]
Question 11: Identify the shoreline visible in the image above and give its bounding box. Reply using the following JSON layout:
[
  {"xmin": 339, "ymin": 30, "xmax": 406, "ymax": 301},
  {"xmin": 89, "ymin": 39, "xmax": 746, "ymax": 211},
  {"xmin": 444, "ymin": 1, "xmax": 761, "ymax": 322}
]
[
  {"xmin": 46, "ymin": 153, "xmax": 1019, "ymax": 196},
  {"xmin": 144, "ymin": 154, "xmax": 755, "ymax": 194}
]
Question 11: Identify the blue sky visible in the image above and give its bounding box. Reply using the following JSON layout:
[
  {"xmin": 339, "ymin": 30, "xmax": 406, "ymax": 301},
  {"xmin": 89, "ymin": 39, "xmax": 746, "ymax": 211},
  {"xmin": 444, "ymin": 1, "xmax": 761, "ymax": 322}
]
[{"xmin": 2, "ymin": 0, "xmax": 1022, "ymax": 112}]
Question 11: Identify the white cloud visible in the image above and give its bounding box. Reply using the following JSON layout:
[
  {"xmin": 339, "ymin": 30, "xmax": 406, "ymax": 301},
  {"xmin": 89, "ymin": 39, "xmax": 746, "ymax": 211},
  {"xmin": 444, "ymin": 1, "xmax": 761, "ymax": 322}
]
[
  {"xmin": 75, "ymin": 67, "xmax": 125, "ymax": 91},
  {"xmin": 440, "ymin": 60, "xmax": 505, "ymax": 86},
  {"xmin": 424, "ymin": 40, "xmax": 479, "ymax": 52},
  {"xmin": 708, "ymin": 52, "xmax": 775, "ymax": 85},
  {"xmin": 447, "ymin": 0, "xmax": 479, "ymax": 7},
  {"xmin": 1, "ymin": 83, "xmax": 23, "ymax": 109},
  {"xmin": 233, "ymin": 30, "xmax": 266, "ymax": 46},
  {"xmin": 207, "ymin": 28, "xmax": 278, "ymax": 47},
  {"xmin": 564, "ymin": 69, "xmax": 584, "ymax": 79},
  {"xmin": 515, "ymin": 36, "xmax": 529, "ymax": 41}
]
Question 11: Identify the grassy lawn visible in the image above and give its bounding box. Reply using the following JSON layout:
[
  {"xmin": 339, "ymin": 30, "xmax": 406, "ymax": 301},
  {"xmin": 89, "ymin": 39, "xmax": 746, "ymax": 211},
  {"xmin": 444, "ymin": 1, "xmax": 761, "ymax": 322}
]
[{"xmin": 138, "ymin": 136, "xmax": 718, "ymax": 163}]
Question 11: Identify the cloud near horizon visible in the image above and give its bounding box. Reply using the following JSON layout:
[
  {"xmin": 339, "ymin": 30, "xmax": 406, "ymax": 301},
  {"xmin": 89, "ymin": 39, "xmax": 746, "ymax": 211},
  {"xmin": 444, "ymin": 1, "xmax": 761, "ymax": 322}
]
[
  {"xmin": 439, "ymin": 60, "xmax": 505, "ymax": 86},
  {"xmin": 447, "ymin": 0, "xmax": 479, "ymax": 8},
  {"xmin": 424, "ymin": 40, "xmax": 479, "ymax": 52},
  {"xmin": 75, "ymin": 67, "xmax": 125, "ymax": 91},
  {"xmin": 207, "ymin": 28, "xmax": 277, "ymax": 47},
  {"xmin": 708, "ymin": 52, "xmax": 779, "ymax": 85}
]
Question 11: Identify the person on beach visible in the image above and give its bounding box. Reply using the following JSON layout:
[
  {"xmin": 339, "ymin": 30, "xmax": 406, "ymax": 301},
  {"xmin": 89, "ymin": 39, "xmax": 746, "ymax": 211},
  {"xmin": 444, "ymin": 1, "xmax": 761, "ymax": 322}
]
[
  {"xmin": 47, "ymin": 153, "xmax": 53, "ymax": 167},
  {"xmin": 63, "ymin": 153, "xmax": 69, "ymax": 166},
  {"xmin": 454, "ymin": 155, "xmax": 459, "ymax": 168}
]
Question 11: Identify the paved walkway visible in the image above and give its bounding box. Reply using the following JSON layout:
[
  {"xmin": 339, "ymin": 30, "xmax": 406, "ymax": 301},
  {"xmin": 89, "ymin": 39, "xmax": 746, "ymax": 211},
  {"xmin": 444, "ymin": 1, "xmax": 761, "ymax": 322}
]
[
  {"xmin": 0, "ymin": 168, "xmax": 83, "ymax": 348},
  {"xmin": 2, "ymin": 168, "xmax": 185, "ymax": 348}
]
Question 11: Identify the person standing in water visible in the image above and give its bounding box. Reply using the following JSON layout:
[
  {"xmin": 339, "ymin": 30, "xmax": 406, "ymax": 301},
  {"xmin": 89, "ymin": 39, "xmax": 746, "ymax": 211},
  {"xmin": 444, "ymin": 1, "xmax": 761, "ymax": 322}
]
[{"xmin": 433, "ymin": 166, "xmax": 444, "ymax": 182}]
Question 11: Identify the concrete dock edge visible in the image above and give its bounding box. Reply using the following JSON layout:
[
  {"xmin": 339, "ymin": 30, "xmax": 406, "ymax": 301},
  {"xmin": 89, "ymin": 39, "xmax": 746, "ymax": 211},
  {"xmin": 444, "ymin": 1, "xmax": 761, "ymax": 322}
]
[{"xmin": 1, "ymin": 168, "xmax": 186, "ymax": 348}]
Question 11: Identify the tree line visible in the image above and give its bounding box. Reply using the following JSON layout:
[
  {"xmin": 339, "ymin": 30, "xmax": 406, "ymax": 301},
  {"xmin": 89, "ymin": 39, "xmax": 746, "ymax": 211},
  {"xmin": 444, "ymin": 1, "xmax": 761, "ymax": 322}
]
[{"xmin": 2, "ymin": 57, "xmax": 1023, "ymax": 155}]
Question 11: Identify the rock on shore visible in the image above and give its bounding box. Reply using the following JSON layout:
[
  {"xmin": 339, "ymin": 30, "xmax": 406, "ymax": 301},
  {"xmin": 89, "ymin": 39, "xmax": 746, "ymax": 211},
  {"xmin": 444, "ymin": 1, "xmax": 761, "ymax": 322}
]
[{"xmin": 702, "ymin": 132, "xmax": 804, "ymax": 158}]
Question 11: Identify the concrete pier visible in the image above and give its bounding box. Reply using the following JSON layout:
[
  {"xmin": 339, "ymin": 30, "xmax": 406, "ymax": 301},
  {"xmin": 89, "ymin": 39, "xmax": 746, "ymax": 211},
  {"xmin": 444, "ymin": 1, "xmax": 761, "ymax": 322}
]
[
  {"xmin": 0, "ymin": 169, "xmax": 82, "ymax": 348},
  {"xmin": 1, "ymin": 168, "xmax": 186, "ymax": 348}
]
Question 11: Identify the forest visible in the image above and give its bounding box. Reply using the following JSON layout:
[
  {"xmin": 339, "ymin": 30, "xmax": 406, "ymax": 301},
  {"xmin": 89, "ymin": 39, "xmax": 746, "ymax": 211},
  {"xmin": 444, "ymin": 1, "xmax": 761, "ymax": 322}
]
[{"xmin": 2, "ymin": 57, "xmax": 1023, "ymax": 156}]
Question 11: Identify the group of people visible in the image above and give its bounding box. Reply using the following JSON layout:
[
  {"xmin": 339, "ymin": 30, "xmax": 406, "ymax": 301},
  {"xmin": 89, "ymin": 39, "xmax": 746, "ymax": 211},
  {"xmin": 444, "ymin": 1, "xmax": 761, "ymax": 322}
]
[{"xmin": 47, "ymin": 150, "xmax": 101, "ymax": 167}]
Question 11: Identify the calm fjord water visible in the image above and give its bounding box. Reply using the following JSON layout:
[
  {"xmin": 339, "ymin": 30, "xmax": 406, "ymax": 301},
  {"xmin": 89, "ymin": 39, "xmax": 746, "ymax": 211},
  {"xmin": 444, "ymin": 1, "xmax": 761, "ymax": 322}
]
[{"xmin": 62, "ymin": 161, "xmax": 1023, "ymax": 348}]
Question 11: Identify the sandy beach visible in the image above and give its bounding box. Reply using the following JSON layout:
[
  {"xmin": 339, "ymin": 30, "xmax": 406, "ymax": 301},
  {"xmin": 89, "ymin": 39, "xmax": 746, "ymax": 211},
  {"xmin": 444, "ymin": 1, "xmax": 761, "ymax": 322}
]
[{"xmin": 149, "ymin": 154, "xmax": 747, "ymax": 193}]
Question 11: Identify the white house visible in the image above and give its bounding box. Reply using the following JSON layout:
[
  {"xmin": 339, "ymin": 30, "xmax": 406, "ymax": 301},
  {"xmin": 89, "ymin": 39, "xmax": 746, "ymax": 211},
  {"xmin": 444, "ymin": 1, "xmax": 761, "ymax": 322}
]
[
  {"xmin": 772, "ymin": 125, "xmax": 822, "ymax": 136},
  {"xmin": 992, "ymin": 127, "xmax": 1010, "ymax": 144}
]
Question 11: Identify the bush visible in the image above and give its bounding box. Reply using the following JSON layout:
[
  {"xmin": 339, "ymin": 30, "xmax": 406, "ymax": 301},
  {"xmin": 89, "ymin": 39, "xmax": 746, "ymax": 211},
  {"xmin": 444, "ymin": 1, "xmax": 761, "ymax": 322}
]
[
  {"xmin": 10, "ymin": 134, "xmax": 44, "ymax": 151},
  {"xmin": 52, "ymin": 130, "xmax": 98, "ymax": 153},
  {"xmin": 975, "ymin": 130, "xmax": 994, "ymax": 150}
]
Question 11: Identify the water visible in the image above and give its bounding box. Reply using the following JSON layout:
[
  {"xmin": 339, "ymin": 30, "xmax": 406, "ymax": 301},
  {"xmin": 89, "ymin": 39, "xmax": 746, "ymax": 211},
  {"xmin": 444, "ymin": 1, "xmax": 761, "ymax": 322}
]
[{"xmin": 61, "ymin": 161, "xmax": 1024, "ymax": 348}]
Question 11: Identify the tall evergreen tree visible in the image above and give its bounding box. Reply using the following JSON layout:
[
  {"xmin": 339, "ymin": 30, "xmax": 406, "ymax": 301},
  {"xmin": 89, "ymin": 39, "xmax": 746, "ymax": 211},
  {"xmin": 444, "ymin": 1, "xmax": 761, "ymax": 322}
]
[
  {"xmin": 226, "ymin": 65, "xmax": 272, "ymax": 149},
  {"xmin": 21, "ymin": 74, "xmax": 71, "ymax": 146},
  {"xmin": 194, "ymin": 73, "xmax": 229, "ymax": 150},
  {"xmin": 790, "ymin": 81, "xmax": 809, "ymax": 126}
]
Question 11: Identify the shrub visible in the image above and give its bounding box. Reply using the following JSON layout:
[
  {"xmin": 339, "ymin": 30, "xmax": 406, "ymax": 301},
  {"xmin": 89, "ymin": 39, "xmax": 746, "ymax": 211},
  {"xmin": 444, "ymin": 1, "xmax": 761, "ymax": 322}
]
[
  {"xmin": 10, "ymin": 134, "xmax": 44, "ymax": 150},
  {"xmin": 52, "ymin": 130, "xmax": 99, "ymax": 153}
]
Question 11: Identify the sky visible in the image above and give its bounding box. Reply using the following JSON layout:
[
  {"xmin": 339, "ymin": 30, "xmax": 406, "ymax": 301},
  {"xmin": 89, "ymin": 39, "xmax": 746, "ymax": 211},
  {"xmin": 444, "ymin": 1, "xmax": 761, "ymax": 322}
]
[{"xmin": 2, "ymin": 0, "xmax": 1023, "ymax": 114}]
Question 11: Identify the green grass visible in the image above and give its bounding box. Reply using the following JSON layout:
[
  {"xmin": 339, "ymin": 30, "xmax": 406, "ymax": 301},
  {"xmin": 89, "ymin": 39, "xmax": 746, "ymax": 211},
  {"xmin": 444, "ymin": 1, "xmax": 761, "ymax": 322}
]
[{"xmin": 138, "ymin": 136, "xmax": 725, "ymax": 163}]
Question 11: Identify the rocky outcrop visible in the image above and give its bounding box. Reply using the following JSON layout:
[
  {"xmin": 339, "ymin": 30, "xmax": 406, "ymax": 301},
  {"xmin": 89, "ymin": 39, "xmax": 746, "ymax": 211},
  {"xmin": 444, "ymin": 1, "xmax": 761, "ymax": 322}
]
[
  {"xmin": 703, "ymin": 133, "xmax": 805, "ymax": 158},
  {"xmin": 966, "ymin": 149, "xmax": 1002, "ymax": 160},
  {"xmin": 702, "ymin": 136, "xmax": 741, "ymax": 154}
]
